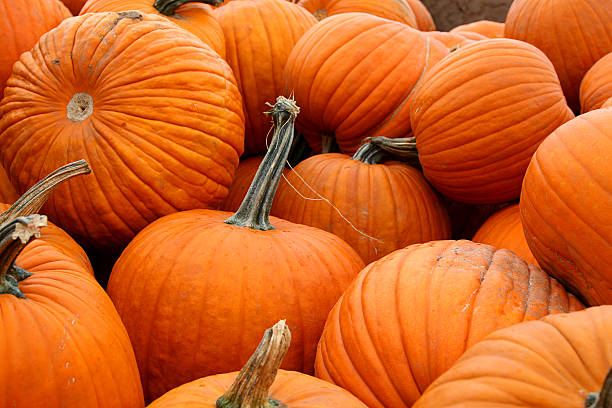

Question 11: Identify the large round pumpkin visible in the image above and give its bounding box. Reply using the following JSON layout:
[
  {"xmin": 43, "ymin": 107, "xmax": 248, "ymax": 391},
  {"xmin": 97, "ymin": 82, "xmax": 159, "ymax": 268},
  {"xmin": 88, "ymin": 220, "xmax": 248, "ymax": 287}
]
[
  {"xmin": 505, "ymin": 0, "xmax": 612, "ymax": 111},
  {"xmin": 0, "ymin": 11, "xmax": 244, "ymax": 251},
  {"xmin": 520, "ymin": 108, "xmax": 612, "ymax": 306},
  {"xmin": 315, "ymin": 240, "xmax": 583, "ymax": 408},
  {"xmin": 410, "ymin": 38, "xmax": 574, "ymax": 204},
  {"xmin": 580, "ymin": 52, "xmax": 612, "ymax": 113}
]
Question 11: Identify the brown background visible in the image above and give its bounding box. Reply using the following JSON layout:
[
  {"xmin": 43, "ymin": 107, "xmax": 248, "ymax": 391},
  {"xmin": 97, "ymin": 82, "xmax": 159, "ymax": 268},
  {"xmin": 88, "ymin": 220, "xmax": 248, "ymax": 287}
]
[{"xmin": 421, "ymin": 0, "xmax": 514, "ymax": 31}]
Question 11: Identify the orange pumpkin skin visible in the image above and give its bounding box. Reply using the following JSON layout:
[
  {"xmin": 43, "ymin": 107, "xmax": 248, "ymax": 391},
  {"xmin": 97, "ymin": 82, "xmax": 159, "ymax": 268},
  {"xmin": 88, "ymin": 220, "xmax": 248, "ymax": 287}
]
[
  {"xmin": 0, "ymin": 12, "xmax": 244, "ymax": 251},
  {"xmin": 221, "ymin": 156, "xmax": 264, "ymax": 212},
  {"xmin": 61, "ymin": 0, "xmax": 86, "ymax": 13},
  {"xmin": 213, "ymin": 0, "xmax": 317, "ymax": 156},
  {"xmin": 473, "ymin": 203, "xmax": 538, "ymax": 266},
  {"xmin": 147, "ymin": 370, "xmax": 368, "ymax": 407},
  {"xmin": 505, "ymin": 0, "xmax": 612, "ymax": 112},
  {"xmin": 80, "ymin": 0, "xmax": 226, "ymax": 58},
  {"xmin": 604, "ymin": 97, "xmax": 612, "ymax": 108},
  {"xmin": 520, "ymin": 109, "xmax": 612, "ymax": 306},
  {"xmin": 424, "ymin": 31, "xmax": 474, "ymax": 50},
  {"xmin": 404, "ymin": 0, "xmax": 435, "ymax": 31},
  {"xmin": 107, "ymin": 209, "xmax": 364, "ymax": 402},
  {"xmin": 298, "ymin": 0, "xmax": 418, "ymax": 27},
  {"xmin": 410, "ymin": 38, "xmax": 574, "ymax": 204},
  {"xmin": 0, "ymin": 0, "xmax": 70, "ymax": 96},
  {"xmin": 580, "ymin": 52, "xmax": 612, "ymax": 113},
  {"xmin": 414, "ymin": 306, "xmax": 612, "ymax": 408},
  {"xmin": 450, "ymin": 20, "xmax": 505, "ymax": 38},
  {"xmin": 271, "ymin": 153, "xmax": 451, "ymax": 264},
  {"xmin": 284, "ymin": 13, "xmax": 448, "ymax": 154},
  {"xmin": 315, "ymin": 240, "xmax": 583, "ymax": 408},
  {"xmin": 0, "ymin": 167, "xmax": 18, "ymax": 204}
]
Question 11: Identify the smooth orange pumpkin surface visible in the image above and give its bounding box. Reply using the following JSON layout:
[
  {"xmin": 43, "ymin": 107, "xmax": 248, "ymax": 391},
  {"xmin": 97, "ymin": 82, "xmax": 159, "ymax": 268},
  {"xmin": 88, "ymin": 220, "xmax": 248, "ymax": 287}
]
[
  {"xmin": 520, "ymin": 109, "xmax": 612, "ymax": 306},
  {"xmin": 404, "ymin": 0, "xmax": 435, "ymax": 31},
  {"xmin": 315, "ymin": 240, "xmax": 583, "ymax": 408},
  {"xmin": 414, "ymin": 306, "xmax": 612, "ymax": 408},
  {"xmin": 0, "ymin": 11, "xmax": 244, "ymax": 251},
  {"xmin": 80, "ymin": 0, "xmax": 226, "ymax": 58},
  {"xmin": 410, "ymin": 38, "xmax": 574, "ymax": 204},
  {"xmin": 298, "ymin": 0, "xmax": 417, "ymax": 27},
  {"xmin": 473, "ymin": 203, "xmax": 538, "ymax": 266},
  {"xmin": 450, "ymin": 20, "xmax": 505, "ymax": 38},
  {"xmin": 284, "ymin": 12, "xmax": 448, "ymax": 154},
  {"xmin": 604, "ymin": 98, "xmax": 612, "ymax": 108},
  {"xmin": 505, "ymin": 0, "xmax": 612, "ymax": 112},
  {"xmin": 424, "ymin": 31, "xmax": 475, "ymax": 50},
  {"xmin": 580, "ymin": 52, "xmax": 612, "ymax": 113},
  {"xmin": 213, "ymin": 0, "xmax": 317, "ymax": 156}
]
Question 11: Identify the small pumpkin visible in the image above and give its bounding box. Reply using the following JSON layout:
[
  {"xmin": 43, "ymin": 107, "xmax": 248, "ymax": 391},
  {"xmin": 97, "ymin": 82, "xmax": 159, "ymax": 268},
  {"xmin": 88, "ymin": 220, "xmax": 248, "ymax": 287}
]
[
  {"xmin": 580, "ymin": 52, "xmax": 612, "ymax": 113},
  {"xmin": 450, "ymin": 20, "xmax": 505, "ymax": 38}
]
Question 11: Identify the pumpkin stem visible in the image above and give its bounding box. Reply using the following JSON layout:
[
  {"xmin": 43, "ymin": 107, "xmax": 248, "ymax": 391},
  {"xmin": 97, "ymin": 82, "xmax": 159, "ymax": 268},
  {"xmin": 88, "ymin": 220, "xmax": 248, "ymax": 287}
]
[
  {"xmin": 352, "ymin": 136, "xmax": 419, "ymax": 165},
  {"xmin": 153, "ymin": 0, "xmax": 224, "ymax": 15},
  {"xmin": 0, "ymin": 160, "xmax": 91, "ymax": 228},
  {"xmin": 225, "ymin": 96, "xmax": 299, "ymax": 230},
  {"xmin": 586, "ymin": 366, "xmax": 612, "ymax": 408},
  {"xmin": 0, "ymin": 215, "xmax": 48, "ymax": 298},
  {"xmin": 216, "ymin": 320, "xmax": 291, "ymax": 408}
]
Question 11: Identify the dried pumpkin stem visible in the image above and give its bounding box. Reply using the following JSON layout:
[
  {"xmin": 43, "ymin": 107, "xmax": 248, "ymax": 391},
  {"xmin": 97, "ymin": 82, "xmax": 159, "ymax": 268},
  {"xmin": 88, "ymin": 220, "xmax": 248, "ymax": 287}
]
[
  {"xmin": 0, "ymin": 215, "xmax": 48, "ymax": 298},
  {"xmin": 352, "ymin": 136, "xmax": 419, "ymax": 165},
  {"xmin": 153, "ymin": 0, "xmax": 224, "ymax": 15},
  {"xmin": 216, "ymin": 320, "xmax": 291, "ymax": 408},
  {"xmin": 586, "ymin": 366, "xmax": 612, "ymax": 408},
  {"xmin": 225, "ymin": 96, "xmax": 299, "ymax": 230}
]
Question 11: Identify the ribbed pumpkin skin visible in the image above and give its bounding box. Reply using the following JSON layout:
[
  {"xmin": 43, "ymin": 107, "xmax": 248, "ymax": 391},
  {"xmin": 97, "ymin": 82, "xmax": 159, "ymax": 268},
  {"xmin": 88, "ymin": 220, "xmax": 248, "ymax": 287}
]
[
  {"xmin": 80, "ymin": 0, "xmax": 226, "ymax": 58},
  {"xmin": 107, "ymin": 209, "xmax": 364, "ymax": 402},
  {"xmin": 580, "ymin": 52, "xmax": 612, "ymax": 113},
  {"xmin": 61, "ymin": 0, "xmax": 86, "ymax": 14},
  {"xmin": 284, "ymin": 13, "xmax": 448, "ymax": 154},
  {"xmin": 450, "ymin": 20, "xmax": 505, "ymax": 38},
  {"xmin": 520, "ymin": 109, "xmax": 612, "ymax": 306},
  {"xmin": 405, "ymin": 0, "xmax": 435, "ymax": 31},
  {"xmin": 214, "ymin": 0, "xmax": 317, "ymax": 156},
  {"xmin": 505, "ymin": 0, "xmax": 612, "ymax": 112},
  {"xmin": 315, "ymin": 240, "xmax": 583, "ymax": 408},
  {"xmin": 0, "ymin": 12, "xmax": 244, "ymax": 251},
  {"xmin": 424, "ymin": 31, "xmax": 475, "ymax": 49},
  {"xmin": 473, "ymin": 203, "xmax": 538, "ymax": 266},
  {"xmin": 410, "ymin": 38, "xmax": 574, "ymax": 204},
  {"xmin": 271, "ymin": 153, "xmax": 451, "ymax": 264},
  {"xmin": 148, "ymin": 370, "xmax": 368, "ymax": 407},
  {"xmin": 0, "ymin": 0, "xmax": 70, "ymax": 96},
  {"xmin": 414, "ymin": 306, "xmax": 612, "ymax": 408},
  {"xmin": 298, "ymin": 0, "xmax": 418, "ymax": 27},
  {"xmin": 1, "ymin": 228, "xmax": 144, "ymax": 407},
  {"xmin": 221, "ymin": 156, "xmax": 264, "ymax": 212},
  {"xmin": 0, "ymin": 167, "xmax": 18, "ymax": 204}
]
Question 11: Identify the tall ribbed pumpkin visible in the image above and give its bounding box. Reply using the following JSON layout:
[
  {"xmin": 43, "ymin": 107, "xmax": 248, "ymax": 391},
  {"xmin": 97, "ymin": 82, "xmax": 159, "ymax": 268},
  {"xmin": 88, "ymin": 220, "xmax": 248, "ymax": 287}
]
[
  {"xmin": 213, "ymin": 0, "xmax": 317, "ymax": 156},
  {"xmin": 520, "ymin": 109, "xmax": 612, "ymax": 306},
  {"xmin": 107, "ymin": 97, "xmax": 364, "ymax": 402},
  {"xmin": 505, "ymin": 0, "xmax": 612, "ymax": 111},
  {"xmin": 410, "ymin": 38, "xmax": 574, "ymax": 204},
  {"xmin": 315, "ymin": 240, "xmax": 583, "ymax": 408},
  {"xmin": 580, "ymin": 52, "xmax": 612, "ymax": 113},
  {"xmin": 0, "ymin": 11, "xmax": 244, "ymax": 251},
  {"xmin": 297, "ymin": 0, "xmax": 418, "ymax": 27},
  {"xmin": 284, "ymin": 12, "xmax": 448, "ymax": 154}
]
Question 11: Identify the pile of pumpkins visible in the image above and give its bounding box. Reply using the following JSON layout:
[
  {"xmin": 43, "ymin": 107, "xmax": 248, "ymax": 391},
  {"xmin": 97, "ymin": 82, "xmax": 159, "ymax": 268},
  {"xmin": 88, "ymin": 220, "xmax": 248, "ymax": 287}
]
[{"xmin": 1, "ymin": 0, "xmax": 612, "ymax": 407}]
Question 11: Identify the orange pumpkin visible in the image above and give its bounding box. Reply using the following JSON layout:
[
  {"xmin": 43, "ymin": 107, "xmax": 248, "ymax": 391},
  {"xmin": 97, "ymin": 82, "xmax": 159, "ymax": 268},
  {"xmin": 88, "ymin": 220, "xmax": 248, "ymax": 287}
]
[
  {"xmin": 0, "ymin": 11, "xmax": 244, "ymax": 251},
  {"xmin": 298, "ymin": 0, "xmax": 418, "ymax": 27},
  {"xmin": 450, "ymin": 20, "xmax": 505, "ymax": 38},
  {"xmin": 0, "ymin": 166, "xmax": 18, "ymax": 204},
  {"xmin": 410, "ymin": 38, "xmax": 574, "ymax": 204},
  {"xmin": 315, "ymin": 240, "xmax": 583, "ymax": 408},
  {"xmin": 424, "ymin": 31, "xmax": 475, "ymax": 50},
  {"xmin": 520, "ymin": 108, "xmax": 612, "ymax": 305},
  {"xmin": 404, "ymin": 0, "xmax": 435, "ymax": 31},
  {"xmin": 580, "ymin": 52, "xmax": 612, "ymax": 113},
  {"xmin": 61, "ymin": 0, "xmax": 86, "ymax": 13},
  {"xmin": 604, "ymin": 98, "xmax": 612, "ymax": 108}
]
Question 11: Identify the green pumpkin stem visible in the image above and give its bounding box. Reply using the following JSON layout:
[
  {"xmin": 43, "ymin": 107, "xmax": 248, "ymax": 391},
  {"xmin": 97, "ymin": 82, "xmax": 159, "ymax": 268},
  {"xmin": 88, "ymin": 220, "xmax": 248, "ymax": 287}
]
[
  {"xmin": 586, "ymin": 366, "xmax": 612, "ymax": 408},
  {"xmin": 0, "ymin": 215, "xmax": 48, "ymax": 298},
  {"xmin": 153, "ymin": 0, "xmax": 224, "ymax": 15},
  {"xmin": 352, "ymin": 136, "xmax": 418, "ymax": 165},
  {"xmin": 225, "ymin": 96, "xmax": 299, "ymax": 230},
  {"xmin": 216, "ymin": 320, "xmax": 291, "ymax": 408}
]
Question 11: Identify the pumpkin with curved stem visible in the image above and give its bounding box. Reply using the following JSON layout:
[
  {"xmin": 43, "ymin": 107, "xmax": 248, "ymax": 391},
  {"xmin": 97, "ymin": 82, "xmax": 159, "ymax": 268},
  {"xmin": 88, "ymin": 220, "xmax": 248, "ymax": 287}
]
[
  {"xmin": 410, "ymin": 38, "xmax": 574, "ymax": 204},
  {"xmin": 213, "ymin": 0, "xmax": 317, "ymax": 156},
  {"xmin": 414, "ymin": 306, "xmax": 612, "ymax": 408},
  {"xmin": 315, "ymin": 240, "xmax": 583, "ymax": 408},
  {"xmin": 450, "ymin": 20, "xmax": 504, "ymax": 38},
  {"xmin": 284, "ymin": 12, "xmax": 448, "ymax": 154},
  {"xmin": 0, "ymin": 11, "xmax": 244, "ymax": 251},
  {"xmin": 107, "ymin": 97, "xmax": 364, "ymax": 402},
  {"xmin": 580, "ymin": 52, "xmax": 612, "ymax": 113},
  {"xmin": 298, "ymin": 0, "xmax": 418, "ymax": 27}
]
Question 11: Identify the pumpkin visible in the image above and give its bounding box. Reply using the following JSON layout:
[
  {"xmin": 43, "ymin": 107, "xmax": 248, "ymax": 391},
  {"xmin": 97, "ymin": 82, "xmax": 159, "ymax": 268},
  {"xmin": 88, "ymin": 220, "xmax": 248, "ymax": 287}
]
[
  {"xmin": 580, "ymin": 52, "xmax": 612, "ymax": 113},
  {"xmin": 0, "ymin": 11, "xmax": 244, "ymax": 251},
  {"xmin": 284, "ymin": 12, "xmax": 448, "ymax": 154},
  {"xmin": 298, "ymin": 0, "xmax": 418, "ymax": 27},
  {"xmin": 0, "ymin": 160, "xmax": 144, "ymax": 407},
  {"xmin": 221, "ymin": 156, "xmax": 265, "ymax": 212},
  {"xmin": 450, "ymin": 19, "xmax": 505, "ymax": 38},
  {"xmin": 424, "ymin": 31, "xmax": 475, "ymax": 50},
  {"xmin": 213, "ymin": 0, "xmax": 317, "ymax": 156},
  {"xmin": 414, "ymin": 306, "xmax": 612, "ymax": 408},
  {"xmin": 604, "ymin": 98, "xmax": 612, "ymax": 108},
  {"xmin": 61, "ymin": 0, "xmax": 87, "ymax": 13},
  {"xmin": 271, "ymin": 137, "xmax": 451, "ymax": 264},
  {"xmin": 473, "ymin": 203, "xmax": 538, "ymax": 266},
  {"xmin": 505, "ymin": 0, "xmax": 612, "ymax": 112},
  {"xmin": 520, "ymin": 108, "xmax": 612, "ymax": 306},
  {"xmin": 410, "ymin": 38, "xmax": 574, "ymax": 204},
  {"xmin": 0, "ymin": 166, "xmax": 18, "ymax": 204},
  {"xmin": 107, "ymin": 97, "xmax": 364, "ymax": 402},
  {"xmin": 80, "ymin": 0, "xmax": 226, "ymax": 58},
  {"xmin": 148, "ymin": 321, "xmax": 368, "ymax": 408},
  {"xmin": 315, "ymin": 240, "xmax": 583, "ymax": 408},
  {"xmin": 453, "ymin": 30, "xmax": 487, "ymax": 41},
  {"xmin": 0, "ymin": 0, "xmax": 70, "ymax": 96},
  {"xmin": 404, "ymin": 0, "xmax": 435, "ymax": 31}
]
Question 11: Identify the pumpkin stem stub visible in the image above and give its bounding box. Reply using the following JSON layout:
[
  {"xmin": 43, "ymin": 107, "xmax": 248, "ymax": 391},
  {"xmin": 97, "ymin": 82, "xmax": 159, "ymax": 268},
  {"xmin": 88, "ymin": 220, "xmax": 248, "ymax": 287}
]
[
  {"xmin": 586, "ymin": 366, "xmax": 612, "ymax": 408},
  {"xmin": 153, "ymin": 0, "xmax": 224, "ymax": 15},
  {"xmin": 216, "ymin": 320, "xmax": 291, "ymax": 408},
  {"xmin": 67, "ymin": 92, "xmax": 94, "ymax": 122},
  {"xmin": 352, "ymin": 136, "xmax": 419, "ymax": 165},
  {"xmin": 225, "ymin": 96, "xmax": 299, "ymax": 231}
]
